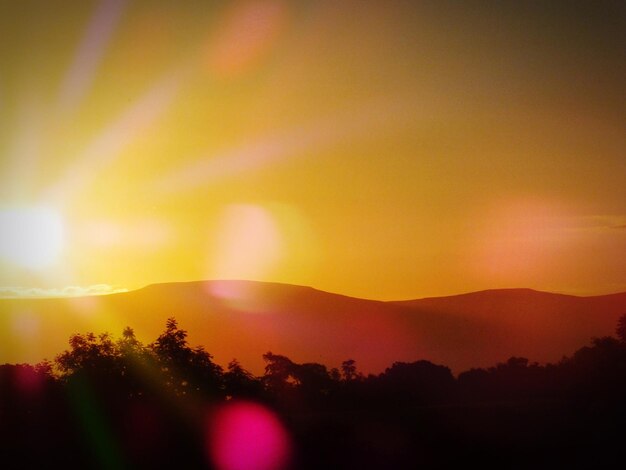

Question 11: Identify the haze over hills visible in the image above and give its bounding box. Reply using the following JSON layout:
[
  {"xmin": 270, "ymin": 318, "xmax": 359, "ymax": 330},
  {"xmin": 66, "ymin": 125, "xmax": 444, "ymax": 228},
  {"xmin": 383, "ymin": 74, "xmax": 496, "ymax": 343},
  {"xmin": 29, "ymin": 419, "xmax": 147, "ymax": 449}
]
[{"xmin": 1, "ymin": 280, "xmax": 625, "ymax": 375}]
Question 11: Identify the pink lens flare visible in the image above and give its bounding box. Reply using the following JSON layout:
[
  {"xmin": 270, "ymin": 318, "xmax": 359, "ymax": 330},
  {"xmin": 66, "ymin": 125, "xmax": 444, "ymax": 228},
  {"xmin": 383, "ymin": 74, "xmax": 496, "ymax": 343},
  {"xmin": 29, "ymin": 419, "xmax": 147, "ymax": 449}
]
[{"xmin": 206, "ymin": 401, "xmax": 292, "ymax": 470}]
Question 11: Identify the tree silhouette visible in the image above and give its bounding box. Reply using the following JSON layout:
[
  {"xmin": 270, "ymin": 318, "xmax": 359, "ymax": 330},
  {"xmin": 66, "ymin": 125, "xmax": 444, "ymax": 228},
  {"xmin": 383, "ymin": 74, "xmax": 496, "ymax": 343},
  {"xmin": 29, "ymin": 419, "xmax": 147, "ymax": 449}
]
[
  {"xmin": 117, "ymin": 326, "xmax": 143, "ymax": 356},
  {"xmin": 458, "ymin": 367, "xmax": 492, "ymax": 401},
  {"xmin": 224, "ymin": 359, "xmax": 262, "ymax": 398},
  {"xmin": 293, "ymin": 362, "xmax": 333, "ymax": 399},
  {"xmin": 379, "ymin": 360, "xmax": 456, "ymax": 404},
  {"xmin": 616, "ymin": 313, "xmax": 626, "ymax": 342},
  {"xmin": 151, "ymin": 318, "xmax": 191, "ymax": 366},
  {"xmin": 341, "ymin": 359, "xmax": 359, "ymax": 382},
  {"xmin": 150, "ymin": 317, "xmax": 223, "ymax": 397},
  {"xmin": 262, "ymin": 352, "xmax": 295, "ymax": 393},
  {"xmin": 55, "ymin": 332, "xmax": 120, "ymax": 379},
  {"xmin": 8, "ymin": 312, "xmax": 626, "ymax": 469},
  {"xmin": 114, "ymin": 326, "xmax": 155, "ymax": 398}
]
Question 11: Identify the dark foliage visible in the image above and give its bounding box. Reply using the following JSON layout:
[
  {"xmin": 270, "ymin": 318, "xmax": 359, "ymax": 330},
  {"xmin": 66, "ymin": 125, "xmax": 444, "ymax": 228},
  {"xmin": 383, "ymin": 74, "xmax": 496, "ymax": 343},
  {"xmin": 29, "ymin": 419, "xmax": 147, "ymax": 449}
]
[
  {"xmin": 2, "ymin": 315, "xmax": 626, "ymax": 468},
  {"xmin": 616, "ymin": 313, "xmax": 626, "ymax": 343}
]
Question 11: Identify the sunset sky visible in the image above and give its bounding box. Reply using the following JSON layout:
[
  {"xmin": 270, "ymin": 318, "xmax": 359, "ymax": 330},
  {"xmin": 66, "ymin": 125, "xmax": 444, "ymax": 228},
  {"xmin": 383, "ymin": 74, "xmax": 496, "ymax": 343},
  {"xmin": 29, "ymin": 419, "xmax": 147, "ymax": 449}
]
[{"xmin": 1, "ymin": 0, "xmax": 625, "ymax": 300}]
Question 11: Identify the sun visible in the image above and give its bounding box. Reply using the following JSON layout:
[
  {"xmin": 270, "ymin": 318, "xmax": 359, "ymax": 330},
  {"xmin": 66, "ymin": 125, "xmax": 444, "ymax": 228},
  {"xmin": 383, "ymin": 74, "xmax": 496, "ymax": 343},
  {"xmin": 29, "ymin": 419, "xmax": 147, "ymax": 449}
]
[{"xmin": 0, "ymin": 205, "xmax": 65, "ymax": 270}]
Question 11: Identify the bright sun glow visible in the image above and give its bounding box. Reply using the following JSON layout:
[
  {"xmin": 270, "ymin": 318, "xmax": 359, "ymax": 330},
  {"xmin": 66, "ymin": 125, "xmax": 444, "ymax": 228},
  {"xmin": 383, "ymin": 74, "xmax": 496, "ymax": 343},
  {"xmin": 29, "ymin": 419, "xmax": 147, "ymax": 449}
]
[
  {"xmin": 0, "ymin": 206, "xmax": 65, "ymax": 270},
  {"xmin": 0, "ymin": 2, "xmax": 624, "ymax": 300}
]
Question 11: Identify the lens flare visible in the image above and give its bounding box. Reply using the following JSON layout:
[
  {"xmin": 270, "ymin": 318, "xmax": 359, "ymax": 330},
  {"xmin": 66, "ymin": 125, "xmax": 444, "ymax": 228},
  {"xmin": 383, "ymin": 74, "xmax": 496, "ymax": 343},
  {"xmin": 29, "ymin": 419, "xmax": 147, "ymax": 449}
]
[
  {"xmin": 77, "ymin": 218, "xmax": 173, "ymax": 251},
  {"xmin": 205, "ymin": 0, "xmax": 289, "ymax": 79},
  {"xmin": 0, "ymin": 206, "xmax": 65, "ymax": 269},
  {"xmin": 469, "ymin": 199, "xmax": 577, "ymax": 285},
  {"xmin": 208, "ymin": 204, "xmax": 283, "ymax": 282},
  {"xmin": 207, "ymin": 401, "xmax": 292, "ymax": 470}
]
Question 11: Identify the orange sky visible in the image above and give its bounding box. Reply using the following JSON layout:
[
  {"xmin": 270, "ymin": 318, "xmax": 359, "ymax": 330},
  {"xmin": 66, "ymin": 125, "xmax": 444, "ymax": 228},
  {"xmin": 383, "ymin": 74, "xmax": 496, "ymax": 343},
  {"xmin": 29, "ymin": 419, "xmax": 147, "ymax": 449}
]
[{"xmin": 1, "ymin": 0, "xmax": 625, "ymax": 300}]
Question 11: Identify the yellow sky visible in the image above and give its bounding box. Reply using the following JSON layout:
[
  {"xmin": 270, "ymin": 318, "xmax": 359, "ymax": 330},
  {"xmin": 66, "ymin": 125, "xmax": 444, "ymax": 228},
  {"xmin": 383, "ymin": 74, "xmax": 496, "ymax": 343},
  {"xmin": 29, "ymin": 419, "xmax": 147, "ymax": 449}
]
[{"xmin": 0, "ymin": 0, "xmax": 625, "ymax": 300}]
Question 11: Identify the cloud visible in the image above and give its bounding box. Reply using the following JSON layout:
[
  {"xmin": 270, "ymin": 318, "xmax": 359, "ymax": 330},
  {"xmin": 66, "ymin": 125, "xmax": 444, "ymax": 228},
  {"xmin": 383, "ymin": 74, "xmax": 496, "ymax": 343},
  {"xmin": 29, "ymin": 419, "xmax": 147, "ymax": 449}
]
[
  {"xmin": 562, "ymin": 215, "xmax": 626, "ymax": 233},
  {"xmin": 0, "ymin": 284, "xmax": 128, "ymax": 298}
]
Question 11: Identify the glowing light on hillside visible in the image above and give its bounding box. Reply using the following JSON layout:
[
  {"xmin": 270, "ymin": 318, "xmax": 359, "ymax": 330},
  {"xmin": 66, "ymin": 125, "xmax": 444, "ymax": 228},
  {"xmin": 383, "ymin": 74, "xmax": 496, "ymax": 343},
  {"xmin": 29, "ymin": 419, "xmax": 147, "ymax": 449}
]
[
  {"xmin": 206, "ymin": 401, "xmax": 292, "ymax": 470},
  {"xmin": 0, "ymin": 206, "xmax": 65, "ymax": 269},
  {"xmin": 208, "ymin": 204, "xmax": 319, "ymax": 309}
]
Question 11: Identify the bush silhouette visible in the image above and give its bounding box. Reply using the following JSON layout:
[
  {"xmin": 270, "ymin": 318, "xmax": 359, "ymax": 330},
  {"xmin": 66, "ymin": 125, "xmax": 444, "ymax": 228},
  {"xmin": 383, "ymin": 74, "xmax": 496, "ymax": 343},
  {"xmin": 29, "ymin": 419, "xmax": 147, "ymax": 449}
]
[{"xmin": 3, "ymin": 313, "xmax": 626, "ymax": 468}]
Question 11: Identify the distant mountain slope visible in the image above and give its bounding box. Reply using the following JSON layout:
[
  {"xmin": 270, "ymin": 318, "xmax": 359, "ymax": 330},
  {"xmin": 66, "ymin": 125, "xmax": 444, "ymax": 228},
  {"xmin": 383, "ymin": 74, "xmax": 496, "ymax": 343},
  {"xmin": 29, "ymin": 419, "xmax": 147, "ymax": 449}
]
[
  {"xmin": 1, "ymin": 281, "xmax": 625, "ymax": 375},
  {"xmin": 391, "ymin": 288, "xmax": 626, "ymax": 372}
]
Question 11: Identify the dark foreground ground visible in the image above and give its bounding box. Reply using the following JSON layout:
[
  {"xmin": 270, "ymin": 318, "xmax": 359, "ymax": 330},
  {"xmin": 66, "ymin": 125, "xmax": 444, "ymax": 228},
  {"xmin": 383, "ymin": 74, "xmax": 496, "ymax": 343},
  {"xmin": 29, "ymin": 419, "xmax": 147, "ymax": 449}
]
[{"xmin": 2, "ymin": 318, "xmax": 625, "ymax": 469}]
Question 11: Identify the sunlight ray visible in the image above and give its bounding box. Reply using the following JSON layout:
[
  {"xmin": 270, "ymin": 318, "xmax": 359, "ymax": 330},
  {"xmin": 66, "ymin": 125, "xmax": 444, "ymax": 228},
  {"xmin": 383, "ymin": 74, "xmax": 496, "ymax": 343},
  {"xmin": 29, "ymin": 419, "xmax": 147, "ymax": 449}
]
[
  {"xmin": 151, "ymin": 93, "xmax": 424, "ymax": 196},
  {"xmin": 43, "ymin": 68, "xmax": 186, "ymax": 206},
  {"xmin": 1, "ymin": 93, "xmax": 44, "ymax": 201},
  {"xmin": 57, "ymin": 0, "xmax": 127, "ymax": 115}
]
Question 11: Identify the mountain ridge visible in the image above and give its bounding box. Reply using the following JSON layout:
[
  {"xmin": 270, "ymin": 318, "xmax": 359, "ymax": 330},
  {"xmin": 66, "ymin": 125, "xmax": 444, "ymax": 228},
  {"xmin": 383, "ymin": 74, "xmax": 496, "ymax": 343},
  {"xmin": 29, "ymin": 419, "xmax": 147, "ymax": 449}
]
[
  {"xmin": 1, "ymin": 280, "xmax": 625, "ymax": 375},
  {"xmin": 136, "ymin": 280, "xmax": 624, "ymax": 303}
]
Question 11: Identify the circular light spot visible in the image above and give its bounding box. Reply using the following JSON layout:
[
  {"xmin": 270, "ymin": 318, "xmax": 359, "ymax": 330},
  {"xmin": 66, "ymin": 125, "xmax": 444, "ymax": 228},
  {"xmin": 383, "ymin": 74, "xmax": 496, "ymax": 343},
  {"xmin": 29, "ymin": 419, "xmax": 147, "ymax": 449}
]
[
  {"xmin": 209, "ymin": 204, "xmax": 283, "ymax": 281},
  {"xmin": 207, "ymin": 401, "xmax": 292, "ymax": 470}
]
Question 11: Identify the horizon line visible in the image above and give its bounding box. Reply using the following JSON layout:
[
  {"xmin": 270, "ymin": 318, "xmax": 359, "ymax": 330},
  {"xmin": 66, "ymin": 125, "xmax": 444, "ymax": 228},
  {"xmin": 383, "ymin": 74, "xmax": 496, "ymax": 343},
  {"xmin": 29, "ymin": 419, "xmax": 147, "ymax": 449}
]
[{"xmin": 1, "ymin": 278, "xmax": 625, "ymax": 301}]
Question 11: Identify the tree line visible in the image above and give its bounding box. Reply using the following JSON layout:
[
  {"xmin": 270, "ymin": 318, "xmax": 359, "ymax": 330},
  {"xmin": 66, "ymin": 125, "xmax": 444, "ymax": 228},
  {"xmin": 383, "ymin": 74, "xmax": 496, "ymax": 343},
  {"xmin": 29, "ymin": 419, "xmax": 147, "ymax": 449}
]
[{"xmin": 1, "ymin": 314, "xmax": 626, "ymax": 468}]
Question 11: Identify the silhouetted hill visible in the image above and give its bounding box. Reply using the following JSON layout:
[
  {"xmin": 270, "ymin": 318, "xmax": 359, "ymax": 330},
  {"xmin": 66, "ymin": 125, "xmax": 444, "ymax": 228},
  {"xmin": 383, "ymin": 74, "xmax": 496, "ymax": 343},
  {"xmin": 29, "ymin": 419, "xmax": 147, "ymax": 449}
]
[
  {"xmin": 393, "ymin": 288, "xmax": 626, "ymax": 372},
  {"xmin": 1, "ymin": 281, "xmax": 625, "ymax": 374}
]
